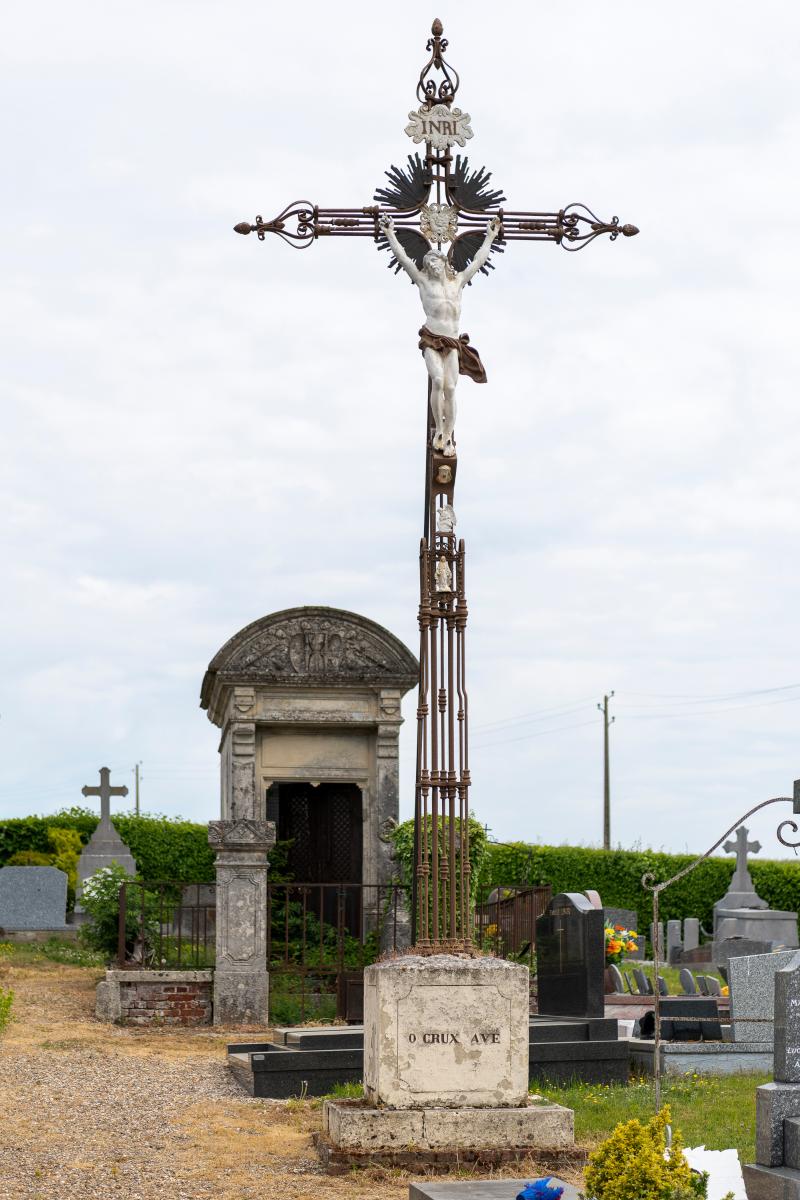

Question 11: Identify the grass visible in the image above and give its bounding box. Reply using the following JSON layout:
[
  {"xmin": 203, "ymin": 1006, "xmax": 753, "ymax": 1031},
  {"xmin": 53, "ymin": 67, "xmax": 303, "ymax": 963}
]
[
  {"xmin": 535, "ymin": 1072, "xmax": 769, "ymax": 1162},
  {"xmin": 0, "ymin": 939, "xmax": 106, "ymax": 968}
]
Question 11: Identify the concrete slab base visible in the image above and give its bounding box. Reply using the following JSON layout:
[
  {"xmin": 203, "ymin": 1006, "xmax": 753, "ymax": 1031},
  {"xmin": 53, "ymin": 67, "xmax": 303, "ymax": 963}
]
[
  {"xmin": 408, "ymin": 1180, "xmax": 580, "ymax": 1200},
  {"xmin": 743, "ymin": 1162, "xmax": 800, "ymax": 1198},
  {"xmin": 629, "ymin": 1037, "xmax": 773, "ymax": 1076}
]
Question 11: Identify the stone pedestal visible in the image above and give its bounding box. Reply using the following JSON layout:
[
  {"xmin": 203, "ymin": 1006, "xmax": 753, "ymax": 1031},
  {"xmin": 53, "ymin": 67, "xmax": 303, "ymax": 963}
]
[
  {"xmin": 364, "ymin": 955, "xmax": 529, "ymax": 1108},
  {"xmin": 321, "ymin": 955, "xmax": 573, "ymax": 1164},
  {"xmin": 208, "ymin": 818, "xmax": 275, "ymax": 1025}
]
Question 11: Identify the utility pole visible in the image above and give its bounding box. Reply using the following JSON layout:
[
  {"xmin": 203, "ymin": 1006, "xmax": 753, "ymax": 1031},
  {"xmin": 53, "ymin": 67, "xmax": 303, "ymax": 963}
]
[
  {"xmin": 597, "ymin": 693, "xmax": 615, "ymax": 850},
  {"xmin": 134, "ymin": 762, "xmax": 142, "ymax": 816}
]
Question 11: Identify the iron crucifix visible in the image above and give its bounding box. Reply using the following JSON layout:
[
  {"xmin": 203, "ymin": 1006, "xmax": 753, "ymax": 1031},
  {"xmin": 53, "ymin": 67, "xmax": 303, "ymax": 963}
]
[
  {"xmin": 82, "ymin": 766, "xmax": 128, "ymax": 823},
  {"xmin": 233, "ymin": 19, "xmax": 638, "ymax": 459}
]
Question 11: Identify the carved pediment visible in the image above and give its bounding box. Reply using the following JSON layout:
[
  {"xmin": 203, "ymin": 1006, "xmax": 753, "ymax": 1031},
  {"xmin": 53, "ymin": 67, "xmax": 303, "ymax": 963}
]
[{"xmin": 201, "ymin": 607, "xmax": 418, "ymax": 716}]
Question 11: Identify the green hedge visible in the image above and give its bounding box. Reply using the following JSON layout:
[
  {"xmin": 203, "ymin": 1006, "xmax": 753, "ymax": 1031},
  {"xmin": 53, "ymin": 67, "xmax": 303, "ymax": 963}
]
[
  {"xmin": 0, "ymin": 808, "xmax": 215, "ymax": 884},
  {"xmin": 479, "ymin": 841, "xmax": 800, "ymax": 936}
]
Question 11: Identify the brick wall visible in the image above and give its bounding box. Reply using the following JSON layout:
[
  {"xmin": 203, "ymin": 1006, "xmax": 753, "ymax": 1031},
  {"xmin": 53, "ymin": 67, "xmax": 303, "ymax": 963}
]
[{"xmin": 96, "ymin": 970, "xmax": 213, "ymax": 1025}]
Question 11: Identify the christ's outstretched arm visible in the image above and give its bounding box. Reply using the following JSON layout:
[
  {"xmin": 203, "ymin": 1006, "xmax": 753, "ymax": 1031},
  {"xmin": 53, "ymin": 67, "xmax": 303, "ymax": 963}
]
[
  {"xmin": 380, "ymin": 215, "xmax": 424, "ymax": 286},
  {"xmin": 460, "ymin": 216, "xmax": 502, "ymax": 285}
]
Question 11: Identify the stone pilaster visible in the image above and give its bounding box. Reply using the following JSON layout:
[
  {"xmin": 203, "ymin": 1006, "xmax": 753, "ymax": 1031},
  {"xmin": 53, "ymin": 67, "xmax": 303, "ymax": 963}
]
[
  {"xmin": 374, "ymin": 689, "xmax": 403, "ymax": 882},
  {"xmin": 221, "ymin": 687, "xmax": 258, "ymax": 820},
  {"xmin": 208, "ymin": 818, "xmax": 275, "ymax": 1025}
]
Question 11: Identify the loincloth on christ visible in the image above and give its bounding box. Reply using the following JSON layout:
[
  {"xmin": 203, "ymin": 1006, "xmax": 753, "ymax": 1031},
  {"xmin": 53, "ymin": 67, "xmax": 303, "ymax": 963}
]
[{"xmin": 418, "ymin": 325, "xmax": 487, "ymax": 384}]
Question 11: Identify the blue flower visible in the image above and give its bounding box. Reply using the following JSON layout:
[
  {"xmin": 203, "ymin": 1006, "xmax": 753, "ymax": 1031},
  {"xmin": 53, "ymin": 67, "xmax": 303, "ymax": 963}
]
[{"xmin": 516, "ymin": 1179, "xmax": 564, "ymax": 1200}]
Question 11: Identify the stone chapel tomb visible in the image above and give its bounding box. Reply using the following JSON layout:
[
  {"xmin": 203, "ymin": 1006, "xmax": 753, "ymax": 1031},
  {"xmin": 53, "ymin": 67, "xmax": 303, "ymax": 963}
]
[{"xmin": 201, "ymin": 605, "xmax": 417, "ymax": 885}]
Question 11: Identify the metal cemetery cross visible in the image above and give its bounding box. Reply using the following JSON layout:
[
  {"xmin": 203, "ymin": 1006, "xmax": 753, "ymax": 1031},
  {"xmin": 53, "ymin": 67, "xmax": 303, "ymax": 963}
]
[
  {"xmin": 235, "ymin": 19, "xmax": 637, "ymax": 952},
  {"xmin": 82, "ymin": 766, "xmax": 128, "ymax": 823}
]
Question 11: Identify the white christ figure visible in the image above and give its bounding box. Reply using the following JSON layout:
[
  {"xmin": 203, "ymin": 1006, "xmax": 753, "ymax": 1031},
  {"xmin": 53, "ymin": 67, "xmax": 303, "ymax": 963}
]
[{"xmin": 380, "ymin": 214, "xmax": 500, "ymax": 457}]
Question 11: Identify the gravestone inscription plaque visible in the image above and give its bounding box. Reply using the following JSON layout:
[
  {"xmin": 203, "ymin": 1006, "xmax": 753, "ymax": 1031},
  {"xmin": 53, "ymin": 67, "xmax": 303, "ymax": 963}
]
[{"xmin": 536, "ymin": 893, "xmax": 605, "ymax": 1019}]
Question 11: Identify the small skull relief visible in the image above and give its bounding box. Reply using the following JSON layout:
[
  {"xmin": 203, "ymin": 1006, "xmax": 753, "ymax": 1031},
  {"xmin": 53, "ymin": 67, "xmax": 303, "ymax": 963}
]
[{"xmin": 421, "ymin": 203, "xmax": 459, "ymax": 245}]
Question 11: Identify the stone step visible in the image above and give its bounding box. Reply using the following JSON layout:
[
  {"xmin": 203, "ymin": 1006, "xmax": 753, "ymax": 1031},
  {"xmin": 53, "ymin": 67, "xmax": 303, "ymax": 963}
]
[{"xmin": 743, "ymin": 1161, "xmax": 800, "ymax": 1199}]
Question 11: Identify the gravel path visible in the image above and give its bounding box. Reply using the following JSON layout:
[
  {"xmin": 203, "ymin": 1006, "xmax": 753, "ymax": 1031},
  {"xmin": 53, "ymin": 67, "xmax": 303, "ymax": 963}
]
[{"xmin": 0, "ymin": 962, "xmax": 392, "ymax": 1200}]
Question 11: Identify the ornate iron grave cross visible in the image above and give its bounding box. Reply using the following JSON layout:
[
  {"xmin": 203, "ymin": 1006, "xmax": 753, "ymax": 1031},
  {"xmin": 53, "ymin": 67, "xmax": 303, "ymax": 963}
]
[
  {"xmin": 82, "ymin": 766, "xmax": 128, "ymax": 823},
  {"xmin": 235, "ymin": 19, "xmax": 637, "ymax": 953}
]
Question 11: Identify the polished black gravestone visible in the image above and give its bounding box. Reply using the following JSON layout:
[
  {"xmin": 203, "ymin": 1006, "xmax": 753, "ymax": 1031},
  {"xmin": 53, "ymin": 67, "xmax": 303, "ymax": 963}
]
[{"xmin": 536, "ymin": 892, "xmax": 605, "ymax": 1019}]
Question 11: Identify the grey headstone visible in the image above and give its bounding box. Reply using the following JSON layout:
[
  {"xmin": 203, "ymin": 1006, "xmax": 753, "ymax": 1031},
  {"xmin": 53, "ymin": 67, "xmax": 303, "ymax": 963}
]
[
  {"xmin": 683, "ymin": 917, "xmax": 700, "ymax": 952},
  {"xmin": 650, "ymin": 921, "xmax": 664, "ymax": 959},
  {"xmin": 714, "ymin": 936, "xmax": 774, "ymax": 971},
  {"xmin": 607, "ymin": 963, "xmax": 625, "ymax": 993},
  {"xmin": 623, "ymin": 970, "xmax": 635, "ymax": 994},
  {"xmin": 730, "ymin": 950, "xmax": 800, "ymax": 1045},
  {"xmin": 657, "ymin": 975, "xmax": 669, "ymax": 996},
  {"xmin": 775, "ymin": 951, "xmax": 800, "ymax": 1083},
  {"xmin": 583, "ymin": 889, "xmax": 602, "ymax": 909},
  {"xmin": 706, "ymin": 976, "xmax": 722, "ymax": 996},
  {"xmin": 679, "ymin": 968, "xmax": 697, "ymax": 995},
  {"xmin": 697, "ymin": 975, "xmax": 709, "ymax": 995},
  {"xmin": 633, "ymin": 967, "xmax": 652, "ymax": 995},
  {"xmin": 0, "ymin": 866, "xmax": 69, "ymax": 930},
  {"xmin": 667, "ymin": 919, "xmax": 683, "ymax": 962}
]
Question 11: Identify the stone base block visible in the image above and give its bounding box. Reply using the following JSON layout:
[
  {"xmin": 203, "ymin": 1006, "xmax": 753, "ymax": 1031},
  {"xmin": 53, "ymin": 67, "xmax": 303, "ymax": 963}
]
[
  {"xmin": 757, "ymin": 1083, "xmax": 800, "ymax": 1167},
  {"xmin": 322, "ymin": 1098, "xmax": 573, "ymax": 1154},
  {"xmin": 213, "ymin": 969, "xmax": 268, "ymax": 1025},
  {"xmin": 364, "ymin": 955, "xmax": 530, "ymax": 1109},
  {"xmin": 743, "ymin": 1162, "xmax": 800, "ymax": 1199}
]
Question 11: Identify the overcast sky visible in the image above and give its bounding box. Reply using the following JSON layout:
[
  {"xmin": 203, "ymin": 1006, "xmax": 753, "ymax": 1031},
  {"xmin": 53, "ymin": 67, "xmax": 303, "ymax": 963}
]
[{"xmin": 2, "ymin": 1, "xmax": 800, "ymax": 866}]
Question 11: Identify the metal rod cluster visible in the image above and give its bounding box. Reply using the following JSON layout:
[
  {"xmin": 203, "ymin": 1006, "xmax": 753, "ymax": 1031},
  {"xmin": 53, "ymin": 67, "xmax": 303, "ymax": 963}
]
[{"xmin": 413, "ymin": 423, "xmax": 472, "ymax": 952}]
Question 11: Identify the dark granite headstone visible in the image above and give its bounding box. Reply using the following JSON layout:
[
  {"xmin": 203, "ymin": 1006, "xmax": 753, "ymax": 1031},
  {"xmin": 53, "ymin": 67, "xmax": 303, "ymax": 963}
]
[{"xmin": 536, "ymin": 892, "xmax": 604, "ymax": 1018}]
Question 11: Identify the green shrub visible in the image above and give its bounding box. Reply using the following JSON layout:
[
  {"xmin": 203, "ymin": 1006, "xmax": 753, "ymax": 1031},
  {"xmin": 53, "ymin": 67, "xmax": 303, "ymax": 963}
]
[
  {"xmin": 0, "ymin": 986, "xmax": 13, "ymax": 1033},
  {"xmin": 79, "ymin": 863, "xmax": 160, "ymax": 960},
  {"xmin": 7, "ymin": 828, "xmax": 85, "ymax": 909},
  {"xmin": 389, "ymin": 815, "xmax": 488, "ymax": 902},
  {"xmin": 477, "ymin": 841, "xmax": 800, "ymax": 938},
  {"xmin": 584, "ymin": 1105, "xmax": 709, "ymax": 1200},
  {"xmin": 0, "ymin": 809, "xmax": 215, "ymax": 884}
]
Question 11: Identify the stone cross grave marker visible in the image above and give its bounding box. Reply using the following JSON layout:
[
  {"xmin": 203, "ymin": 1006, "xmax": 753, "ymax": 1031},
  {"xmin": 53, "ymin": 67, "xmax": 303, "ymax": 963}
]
[
  {"xmin": 722, "ymin": 824, "xmax": 764, "ymax": 906},
  {"xmin": 75, "ymin": 766, "xmax": 137, "ymax": 911},
  {"xmin": 82, "ymin": 766, "xmax": 128, "ymax": 822}
]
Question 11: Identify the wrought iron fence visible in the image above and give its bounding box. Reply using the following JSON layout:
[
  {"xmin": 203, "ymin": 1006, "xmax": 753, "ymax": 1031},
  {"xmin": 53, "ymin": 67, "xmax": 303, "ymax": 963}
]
[
  {"xmin": 116, "ymin": 881, "xmax": 215, "ymax": 970},
  {"xmin": 114, "ymin": 878, "xmax": 551, "ymax": 1021},
  {"xmin": 266, "ymin": 882, "xmax": 409, "ymax": 1024},
  {"xmin": 473, "ymin": 883, "xmax": 552, "ymax": 966}
]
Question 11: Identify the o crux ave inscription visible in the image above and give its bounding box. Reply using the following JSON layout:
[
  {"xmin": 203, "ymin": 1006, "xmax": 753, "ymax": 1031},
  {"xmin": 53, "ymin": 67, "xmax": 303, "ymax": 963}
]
[{"xmin": 234, "ymin": 18, "xmax": 638, "ymax": 950}]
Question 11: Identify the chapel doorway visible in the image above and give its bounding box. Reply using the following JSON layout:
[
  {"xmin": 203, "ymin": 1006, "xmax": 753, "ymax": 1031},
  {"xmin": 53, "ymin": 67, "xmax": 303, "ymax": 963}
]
[{"xmin": 267, "ymin": 781, "xmax": 363, "ymax": 930}]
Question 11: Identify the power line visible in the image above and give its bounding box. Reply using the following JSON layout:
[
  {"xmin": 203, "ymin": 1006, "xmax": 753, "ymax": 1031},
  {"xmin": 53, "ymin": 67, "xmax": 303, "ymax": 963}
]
[
  {"xmin": 469, "ymin": 695, "xmax": 597, "ymax": 734},
  {"xmin": 471, "ymin": 718, "xmax": 598, "ymax": 750}
]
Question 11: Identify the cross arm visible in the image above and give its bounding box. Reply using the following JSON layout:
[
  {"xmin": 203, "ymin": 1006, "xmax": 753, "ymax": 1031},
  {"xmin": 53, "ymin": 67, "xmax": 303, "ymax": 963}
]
[
  {"xmin": 233, "ymin": 201, "xmax": 426, "ymax": 249},
  {"xmin": 234, "ymin": 199, "xmax": 638, "ymax": 254}
]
